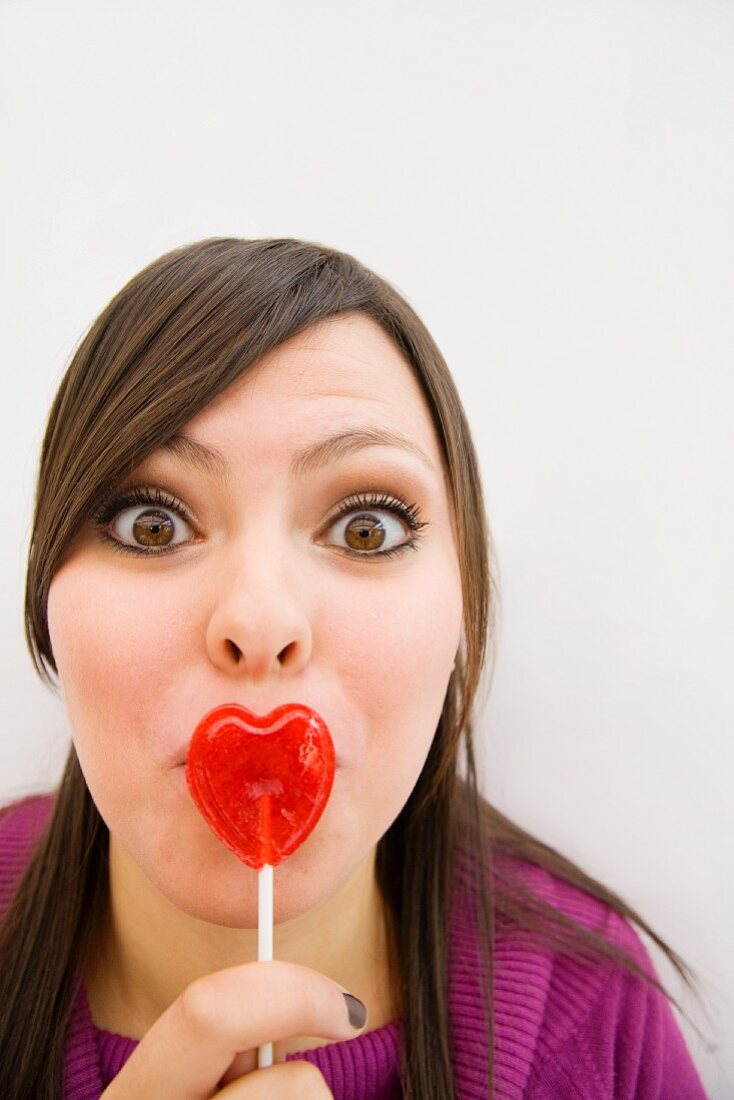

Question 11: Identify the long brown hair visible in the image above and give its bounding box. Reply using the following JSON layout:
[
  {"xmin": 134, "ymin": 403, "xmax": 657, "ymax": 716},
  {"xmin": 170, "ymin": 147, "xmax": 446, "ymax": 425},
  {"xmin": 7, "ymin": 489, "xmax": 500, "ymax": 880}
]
[{"xmin": 0, "ymin": 238, "xmax": 705, "ymax": 1098}]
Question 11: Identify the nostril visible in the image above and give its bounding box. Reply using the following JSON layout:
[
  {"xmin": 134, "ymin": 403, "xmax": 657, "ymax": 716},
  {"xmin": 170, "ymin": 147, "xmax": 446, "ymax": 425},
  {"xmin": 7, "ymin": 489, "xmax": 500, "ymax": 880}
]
[{"xmin": 226, "ymin": 639, "xmax": 242, "ymax": 663}]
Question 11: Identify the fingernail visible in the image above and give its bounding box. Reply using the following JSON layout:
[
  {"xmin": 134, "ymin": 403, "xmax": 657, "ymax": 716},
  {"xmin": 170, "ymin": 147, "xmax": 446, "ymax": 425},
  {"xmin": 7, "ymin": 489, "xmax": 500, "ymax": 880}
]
[{"xmin": 343, "ymin": 992, "xmax": 367, "ymax": 1029}]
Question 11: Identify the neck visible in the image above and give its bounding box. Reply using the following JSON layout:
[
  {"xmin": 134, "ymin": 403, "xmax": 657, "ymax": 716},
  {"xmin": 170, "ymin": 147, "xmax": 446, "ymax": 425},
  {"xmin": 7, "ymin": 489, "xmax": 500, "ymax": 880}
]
[{"xmin": 84, "ymin": 835, "xmax": 398, "ymax": 1050}]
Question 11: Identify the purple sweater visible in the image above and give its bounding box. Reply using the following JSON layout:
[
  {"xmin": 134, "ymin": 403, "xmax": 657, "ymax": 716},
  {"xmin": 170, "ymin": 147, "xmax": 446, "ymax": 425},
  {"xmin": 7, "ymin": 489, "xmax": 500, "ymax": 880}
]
[{"xmin": 0, "ymin": 793, "xmax": 707, "ymax": 1098}]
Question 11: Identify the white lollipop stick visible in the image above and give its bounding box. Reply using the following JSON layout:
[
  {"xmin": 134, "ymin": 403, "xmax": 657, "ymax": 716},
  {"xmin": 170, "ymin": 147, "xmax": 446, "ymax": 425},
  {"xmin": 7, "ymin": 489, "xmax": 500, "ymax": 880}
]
[
  {"xmin": 257, "ymin": 863, "xmax": 274, "ymax": 1067},
  {"xmin": 257, "ymin": 794, "xmax": 275, "ymax": 1069}
]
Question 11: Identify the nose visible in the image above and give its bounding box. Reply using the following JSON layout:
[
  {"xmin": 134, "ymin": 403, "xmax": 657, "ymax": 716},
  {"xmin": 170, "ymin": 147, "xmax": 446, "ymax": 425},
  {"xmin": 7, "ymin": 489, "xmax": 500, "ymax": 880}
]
[{"xmin": 204, "ymin": 549, "xmax": 313, "ymax": 681}]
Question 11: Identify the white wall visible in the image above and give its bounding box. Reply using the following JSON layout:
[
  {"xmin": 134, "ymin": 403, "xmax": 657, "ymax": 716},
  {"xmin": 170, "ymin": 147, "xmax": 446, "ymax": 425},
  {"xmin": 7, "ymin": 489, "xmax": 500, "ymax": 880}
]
[{"xmin": 1, "ymin": 2, "xmax": 731, "ymax": 1093}]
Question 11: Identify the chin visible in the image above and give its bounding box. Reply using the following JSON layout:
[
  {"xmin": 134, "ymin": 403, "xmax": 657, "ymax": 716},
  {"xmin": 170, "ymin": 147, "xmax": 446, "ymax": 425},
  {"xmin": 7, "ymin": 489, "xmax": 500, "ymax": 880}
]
[
  {"xmin": 152, "ymin": 844, "xmax": 345, "ymax": 930},
  {"xmin": 166, "ymin": 874, "xmax": 332, "ymax": 930}
]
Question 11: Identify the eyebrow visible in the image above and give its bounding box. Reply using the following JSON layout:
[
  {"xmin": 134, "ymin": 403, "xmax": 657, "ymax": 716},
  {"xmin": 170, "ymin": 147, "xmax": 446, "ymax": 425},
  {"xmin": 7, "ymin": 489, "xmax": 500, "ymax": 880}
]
[
  {"xmin": 160, "ymin": 434, "xmax": 229, "ymax": 479},
  {"xmin": 289, "ymin": 426, "xmax": 437, "ymax": 479},
  {"xmin": 159, "ymin": 427, "xmax": 438, "ymax": 482}
]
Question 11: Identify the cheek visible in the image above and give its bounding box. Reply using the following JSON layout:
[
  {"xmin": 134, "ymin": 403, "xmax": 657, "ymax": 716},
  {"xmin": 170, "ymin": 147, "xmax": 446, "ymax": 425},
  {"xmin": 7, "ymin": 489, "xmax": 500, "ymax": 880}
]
[
  {"xmin": 327, "ymin": 549, "xmax": 463, "ymax": 800},
  {"xmin": 47, "ymin": 562, "xmax": 191, "ymax": 795}
]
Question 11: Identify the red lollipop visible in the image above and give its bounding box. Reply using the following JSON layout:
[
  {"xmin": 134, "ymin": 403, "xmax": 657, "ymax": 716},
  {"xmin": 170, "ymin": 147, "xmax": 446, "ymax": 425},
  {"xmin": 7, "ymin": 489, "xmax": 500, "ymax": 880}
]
[
  {"xmin": 186, "ymin": 702, "xmax": 335, "ymax": 1068},
  {"xmin": 185, "ymin": 702, "xmax": 335, "ymax": 870}
]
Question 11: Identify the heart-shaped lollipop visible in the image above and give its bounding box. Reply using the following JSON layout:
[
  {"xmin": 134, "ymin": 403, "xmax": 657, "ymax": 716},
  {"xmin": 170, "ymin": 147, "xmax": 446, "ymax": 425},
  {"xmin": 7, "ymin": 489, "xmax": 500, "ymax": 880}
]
[{"xmin": 185, "ymin": 702, "xmax": 335, "ymax": 870}]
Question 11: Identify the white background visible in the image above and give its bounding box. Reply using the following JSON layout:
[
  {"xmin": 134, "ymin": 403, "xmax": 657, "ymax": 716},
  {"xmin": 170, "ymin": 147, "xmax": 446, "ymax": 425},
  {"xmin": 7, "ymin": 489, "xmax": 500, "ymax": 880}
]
[{"xmin": 0, "ymin": 1, "xmax": 731, "ymax": 1094}]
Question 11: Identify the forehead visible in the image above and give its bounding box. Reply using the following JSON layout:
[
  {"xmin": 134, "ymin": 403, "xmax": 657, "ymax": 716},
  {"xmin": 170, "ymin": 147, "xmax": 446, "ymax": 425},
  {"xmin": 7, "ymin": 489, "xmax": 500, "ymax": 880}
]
[{"xmin": 187, "ymin": 312, "xmax": 442, "ymax": 460}]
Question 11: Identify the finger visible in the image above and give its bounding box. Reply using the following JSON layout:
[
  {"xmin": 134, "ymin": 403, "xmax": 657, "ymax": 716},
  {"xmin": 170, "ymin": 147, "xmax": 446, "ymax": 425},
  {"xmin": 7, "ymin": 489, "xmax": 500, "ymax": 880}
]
[
  {"xmin": 218, "ymin": 1033, "xmax": 288, "ymax": 1082},
  {"xmin": 215, "ymin": 1060, "xmax": 334, "ymax": 1098},
  {"xmin": 106, "ymin": 960, "xmax": 364, "ymax": 1100}
]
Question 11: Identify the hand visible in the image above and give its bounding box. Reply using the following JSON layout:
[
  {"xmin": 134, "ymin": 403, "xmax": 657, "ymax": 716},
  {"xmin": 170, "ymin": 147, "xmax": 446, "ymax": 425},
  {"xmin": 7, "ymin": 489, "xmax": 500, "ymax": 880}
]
[{"xmin": 99, "ymin": 960, "xmax": 367, "ymax": 1098}]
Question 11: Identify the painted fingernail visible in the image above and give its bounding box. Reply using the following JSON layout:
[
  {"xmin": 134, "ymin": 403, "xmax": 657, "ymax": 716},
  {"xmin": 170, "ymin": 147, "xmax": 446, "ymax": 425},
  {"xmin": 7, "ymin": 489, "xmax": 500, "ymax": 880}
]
[{"xmin": 343, "ymin": 992, "xmax": 367, "ymax": 1029}]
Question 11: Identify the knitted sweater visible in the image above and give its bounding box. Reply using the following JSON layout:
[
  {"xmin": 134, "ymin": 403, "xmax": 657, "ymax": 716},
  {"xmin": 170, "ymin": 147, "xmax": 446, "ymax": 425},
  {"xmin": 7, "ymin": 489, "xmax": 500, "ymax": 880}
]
[{"xmin": 0, "ymin": 792, "xmax": 708, "ymax": 1099}]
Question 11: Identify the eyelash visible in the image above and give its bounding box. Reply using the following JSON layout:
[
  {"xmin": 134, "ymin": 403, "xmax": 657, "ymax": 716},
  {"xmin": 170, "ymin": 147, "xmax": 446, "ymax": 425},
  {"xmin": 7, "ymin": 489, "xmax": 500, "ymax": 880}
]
[
  {"xmin": 92, "ymin": 487, "xmax": 189, "ymax": 557},
  {"xmin": 330, "ymin": 492, "xmax": 428, "ymax": 560},
  {"xmin": 91, "ymin": 486, "xmax": 429, "ymax": 561}
]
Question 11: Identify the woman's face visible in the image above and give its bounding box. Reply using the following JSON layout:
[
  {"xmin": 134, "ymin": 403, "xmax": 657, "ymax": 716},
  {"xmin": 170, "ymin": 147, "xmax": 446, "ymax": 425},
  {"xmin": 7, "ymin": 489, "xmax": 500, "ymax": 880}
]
[{"xmin": 47, "ymin": 312, "xmax": 464, "ymax": 926}]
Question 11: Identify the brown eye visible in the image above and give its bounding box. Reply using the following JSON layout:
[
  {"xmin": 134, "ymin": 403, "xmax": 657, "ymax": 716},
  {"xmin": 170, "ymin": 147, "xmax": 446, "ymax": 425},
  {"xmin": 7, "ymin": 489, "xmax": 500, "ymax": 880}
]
[
  {"xmin": 132, "ymin": 510, "xmax": 175, "ymax": 547},
  {"xmin": 344, "ymin": 514, "xmax": 386, "ymax": 552},
  {"xmin": 110, "ymin": 505, "xmax": 193, "ymax": 550},
  {"xmin": 324, "ymin": 507, "xmax": 411, "ymax": 556}
]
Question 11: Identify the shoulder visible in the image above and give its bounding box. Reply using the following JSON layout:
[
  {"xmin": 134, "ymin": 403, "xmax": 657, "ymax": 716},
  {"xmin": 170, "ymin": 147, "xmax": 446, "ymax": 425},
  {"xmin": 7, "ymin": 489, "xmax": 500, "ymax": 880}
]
[
  {"xmin": 453, "ymin": 853, "xmax": 707, "ymax": 1099},
  {"xmin": 0, "ymin": 790, "xmax": 56, "ymax": 917},
  {"xmin": 0, "ymin": 789, "xmax": 56, "ymax": 842},
  {"xmin": 522, "ymin": 890, "xmax": 708, "ymax": 1098}
]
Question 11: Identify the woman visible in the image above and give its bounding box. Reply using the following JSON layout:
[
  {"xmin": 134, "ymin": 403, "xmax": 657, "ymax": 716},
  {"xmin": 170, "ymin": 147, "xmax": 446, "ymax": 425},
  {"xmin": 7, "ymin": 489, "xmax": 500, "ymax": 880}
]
[{"xmin": 0, "ymin": 238, "xmax": 708, "ymax": 1098}]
